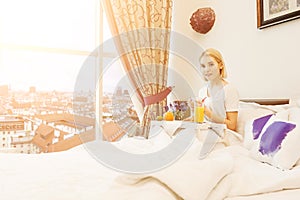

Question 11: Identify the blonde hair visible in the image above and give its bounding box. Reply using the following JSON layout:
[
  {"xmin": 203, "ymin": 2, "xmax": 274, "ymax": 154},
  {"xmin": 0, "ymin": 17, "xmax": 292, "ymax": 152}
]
[{"xmin": 199, "ymin": 48, "xmax": 227, "ymax": 78}]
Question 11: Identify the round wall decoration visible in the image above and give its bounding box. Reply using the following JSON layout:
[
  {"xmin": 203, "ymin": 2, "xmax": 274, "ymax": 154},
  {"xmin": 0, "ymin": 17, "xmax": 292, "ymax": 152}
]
[{"xmin": 190, "ymin": 7, "xmax": 216, "ymax": 34}]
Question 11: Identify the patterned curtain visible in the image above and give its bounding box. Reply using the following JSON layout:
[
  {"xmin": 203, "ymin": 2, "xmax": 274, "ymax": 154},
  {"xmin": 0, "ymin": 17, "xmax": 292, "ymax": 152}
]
[
  {"xmin": 103, "ymin": 0, "xmax": 173, "ymax": 138},
  {"xmin": 104, "ymin": 0, "xmax": 173, "ymax": 138}
]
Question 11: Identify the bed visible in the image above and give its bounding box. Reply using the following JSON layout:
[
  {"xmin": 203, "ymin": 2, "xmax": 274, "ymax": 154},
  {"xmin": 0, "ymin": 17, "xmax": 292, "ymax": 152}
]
[{"xmin": 2, "ymin": 99, "xmax": 300, "ymax": 200}]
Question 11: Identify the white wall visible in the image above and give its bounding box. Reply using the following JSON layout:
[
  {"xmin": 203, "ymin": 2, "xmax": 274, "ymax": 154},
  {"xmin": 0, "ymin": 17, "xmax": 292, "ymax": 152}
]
[{"xmin": 170, "ymin": 0, "xmax": 300, "ymax": 100}]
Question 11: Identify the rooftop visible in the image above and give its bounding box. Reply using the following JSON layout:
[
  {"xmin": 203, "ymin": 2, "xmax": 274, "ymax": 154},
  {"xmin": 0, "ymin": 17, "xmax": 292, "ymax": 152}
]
[
  {"xmin": 35, "ymin": 113, "xmax": 94, "ymax": 128},
  {"xmin": 35, "ymin": 124, "xmax": 54, "ymax": 138}
]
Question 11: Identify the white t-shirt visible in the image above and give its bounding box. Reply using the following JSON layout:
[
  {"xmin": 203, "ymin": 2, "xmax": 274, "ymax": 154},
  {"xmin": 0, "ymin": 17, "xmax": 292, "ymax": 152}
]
[{"xmin": 198, "ymin": 83, "xmax": 239, "ymax": 120}]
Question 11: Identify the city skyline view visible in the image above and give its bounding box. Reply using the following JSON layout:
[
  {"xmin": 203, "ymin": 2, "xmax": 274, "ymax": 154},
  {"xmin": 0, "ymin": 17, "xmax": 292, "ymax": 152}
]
[{"xmin": 0, "ymin": 0, "xmax": 137, "ymax": 155}]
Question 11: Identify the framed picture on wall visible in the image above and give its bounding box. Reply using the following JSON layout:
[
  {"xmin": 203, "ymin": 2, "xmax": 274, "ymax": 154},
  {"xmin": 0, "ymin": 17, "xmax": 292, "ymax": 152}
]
[{"xmin": 257, "ymin": 0, "xmax": 300, "ymax": 29}]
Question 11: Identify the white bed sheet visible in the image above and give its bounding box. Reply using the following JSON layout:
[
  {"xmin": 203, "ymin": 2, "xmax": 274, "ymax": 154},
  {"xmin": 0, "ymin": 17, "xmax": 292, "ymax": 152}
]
[
  {"xmin": 0, "ymin": 144, "xmax": 120, "ymax": 200},
  {"xmin": 207, "ymin": 145, "xmax": 300, "ymax": 200},
  {"xmin": 225, "ymin": 189, "xmax": 300, "ymax": 200},
  {"xmin": 2, "ymin": 129, "xmax": 300, "ymax": 200},
  {"xmin": 101, "ymin": 134, "xmax": 300, "ymax": 200},
  {"xmin": 102, "ymin": 137, "xmax": 234, "ymax": 200}
]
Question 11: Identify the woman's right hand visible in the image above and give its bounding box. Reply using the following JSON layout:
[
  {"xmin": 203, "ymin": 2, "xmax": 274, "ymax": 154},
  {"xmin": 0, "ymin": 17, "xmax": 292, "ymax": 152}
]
[{"xmin": 204, "ymin": 106, "xmax": 212, "ymax": 120}]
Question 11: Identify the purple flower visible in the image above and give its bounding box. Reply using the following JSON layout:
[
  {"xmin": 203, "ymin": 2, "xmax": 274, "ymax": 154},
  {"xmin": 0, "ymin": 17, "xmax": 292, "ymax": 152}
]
[
  {"xmin": 180, "ymin": 102, "xmax": 188, "ymax": 111},
  {"xmin": 164, "ymin": 105, "xmax": 169, "ymax": 112}
]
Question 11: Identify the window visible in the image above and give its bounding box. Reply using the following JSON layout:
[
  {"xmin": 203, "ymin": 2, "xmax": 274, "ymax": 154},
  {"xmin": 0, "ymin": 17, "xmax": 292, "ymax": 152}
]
[
  {"xmin": 0, "ymin": 0, "xmax": 96, "ymax": 50},
  {"xmin": 0, "ymin": 0, "xmax": 129, "ymax": 143},
  {"xmin": 0, "ymin": 0, "xmax": 97, "ymax": 92},
  {"xmin": 0, "ymin": 0, "xmax": 101, "ymax": 140}
]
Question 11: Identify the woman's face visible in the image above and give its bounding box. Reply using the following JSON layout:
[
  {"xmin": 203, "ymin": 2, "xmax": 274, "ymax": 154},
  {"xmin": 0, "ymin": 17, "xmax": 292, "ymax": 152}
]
[{"xmin": 200, "ymin": 55, "xmax": 221, "ymax": 82}]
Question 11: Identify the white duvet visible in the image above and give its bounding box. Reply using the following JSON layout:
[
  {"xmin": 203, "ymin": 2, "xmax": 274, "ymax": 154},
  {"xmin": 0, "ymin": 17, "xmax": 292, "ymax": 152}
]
[
  {"xmin": 0, "ymin": 145, "xmax": 120, "ymax": 200},
  {"xmin": 103, "ymin": 137, "xmax": 234, "ymax": 200},
  {"xmin": 208, "ymin": 145, "xmax": 300, "ymax": 200},
  {"xmin": 1, "ymin": 132, "xmax": 300, "ymax": 200},
  {"xmin": 102, "ymin": 132, "xmax": 300, "ymax": 200}
]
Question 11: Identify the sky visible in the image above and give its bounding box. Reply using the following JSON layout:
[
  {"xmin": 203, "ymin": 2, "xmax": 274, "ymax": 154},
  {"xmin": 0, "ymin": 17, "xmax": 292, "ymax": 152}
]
[{"xmin": 0, "ymin": 0, "xmax": 123, "ymax": 93}]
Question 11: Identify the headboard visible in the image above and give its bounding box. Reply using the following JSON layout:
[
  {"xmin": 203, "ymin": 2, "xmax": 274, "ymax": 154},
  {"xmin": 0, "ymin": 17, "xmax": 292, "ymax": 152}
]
[{"xmin": 240, "ymin": 99, "xmax": 289, "ymax": 105}]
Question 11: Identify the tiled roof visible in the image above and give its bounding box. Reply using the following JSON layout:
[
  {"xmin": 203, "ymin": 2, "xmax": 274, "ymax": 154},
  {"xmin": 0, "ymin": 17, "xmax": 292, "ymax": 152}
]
[
  {"xmin": 35, "ymin": 114, "xmax": 94, "ymax": 127},
  {"xmin": 32, "ymin": 134, "xmax": 48, "ymax": 151},
  {"xmin": 48, "ymin": 129, "xmax": 95, "ymax": 152},
  {"xmin": 102, "ymin": 122, "xmax": 126, "ymax": 142},
  {"xmin": 35, "ymin": 124, "xmax": 54, "ymax": 138}
]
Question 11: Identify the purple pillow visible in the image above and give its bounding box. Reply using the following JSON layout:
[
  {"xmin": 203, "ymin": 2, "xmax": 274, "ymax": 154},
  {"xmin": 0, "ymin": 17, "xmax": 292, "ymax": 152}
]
[
  {"xmin": 259, "ymin": 121, "xmax": 296, "ymax": 156},
  {"xmin": 252, "ymin": 114, "xmax": 273, "ymax": 140}
]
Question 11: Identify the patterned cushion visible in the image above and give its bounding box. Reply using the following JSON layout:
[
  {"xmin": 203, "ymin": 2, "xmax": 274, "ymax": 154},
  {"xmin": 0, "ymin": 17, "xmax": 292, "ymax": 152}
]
[
  {"xmin": 258, "ymin": 121, "xmax": 296, "ymax": 156},
  {"xmin": 245, "ymin": 109, "xmax": 300, "ymax": 170},
  {"xmin": 252, "ymin": 114, "xmax": 273, "ymax": 140}
]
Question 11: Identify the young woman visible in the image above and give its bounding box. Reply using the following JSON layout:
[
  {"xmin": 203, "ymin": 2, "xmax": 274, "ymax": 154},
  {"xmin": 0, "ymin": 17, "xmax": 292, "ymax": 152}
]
[{"xmin": 198, "ymin": 48, "xmax": 239, "ymax": 131}]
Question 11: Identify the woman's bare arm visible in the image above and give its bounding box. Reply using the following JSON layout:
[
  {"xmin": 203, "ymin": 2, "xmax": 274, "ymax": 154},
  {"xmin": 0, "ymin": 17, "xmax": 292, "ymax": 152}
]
[{"xmin": 204, "ymin": 107, "xmax": 238, "ymax": 131}]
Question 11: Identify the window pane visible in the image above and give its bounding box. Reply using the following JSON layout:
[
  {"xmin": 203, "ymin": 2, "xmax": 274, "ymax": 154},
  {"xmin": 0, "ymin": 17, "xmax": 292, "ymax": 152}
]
[
  {"xmin": 103, "ymin": 12, "xmax": 113, "ymax": 43},
  {"xmin": 0, "ymin": 49, "xmax": 96, "ymax": 92},
  {"xmin": 102, "ymin": 58, "xmax": 138, "ymax": 140},
  {"xmin": 0, "ymin": 0, "xmax": 96, "ymax": 51},
  {"xmin": 103, "ymin": 58, "xmax": 126, "ymax": 93}
]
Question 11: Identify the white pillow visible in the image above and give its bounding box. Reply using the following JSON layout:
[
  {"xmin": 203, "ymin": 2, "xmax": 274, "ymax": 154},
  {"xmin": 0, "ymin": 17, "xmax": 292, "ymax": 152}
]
[
  {"xmin": 248, "ymin": 109, "xmax": 300, "ymax": 170},
  {"xmin": 290, "ymin": 94, "xmax": 300, "ymax": 107},
  {"xmin": 237, "ymin": 101, "xmax": 275, "ymax": 135},
  {"xmin": 243, "ymin": 120, "xmax": 258, "ymax": 150},
  {"xmin": 289, "ymin": 107, "xmax": 300, "ymax": 122},
  {"xmin": 285, "ymin": 107, "xmax": 300, "ymax": 168},
  {"xmin": 242, "ymin": 102, "xmax": 292, "ymax": 147}
]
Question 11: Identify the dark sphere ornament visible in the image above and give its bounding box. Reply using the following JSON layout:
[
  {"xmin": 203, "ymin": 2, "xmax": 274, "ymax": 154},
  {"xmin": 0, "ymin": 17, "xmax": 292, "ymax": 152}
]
[{"xmin": 190, "ymin": 7, "xmax": 216, "ymax": 34}]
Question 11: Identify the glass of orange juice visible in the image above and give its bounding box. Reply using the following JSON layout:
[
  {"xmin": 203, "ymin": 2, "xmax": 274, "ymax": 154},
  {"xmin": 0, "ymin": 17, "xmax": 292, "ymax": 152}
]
[{"xmin": 194, "ymin": 99, "xmax": 204, "ymax": 123}]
